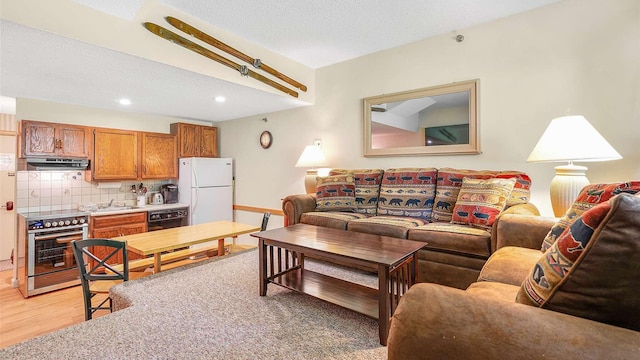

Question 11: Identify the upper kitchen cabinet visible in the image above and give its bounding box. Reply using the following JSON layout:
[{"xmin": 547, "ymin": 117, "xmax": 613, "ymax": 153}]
[
  {"xmin": 91, "ymin": 128, "xmax": 138, "ymax": 180},
  {"xmin": 21, "ymin": 120, "xmax": 90, "ymax": 158},
  {"xmin": 140, "ymin": 132, "xmax": 178, "ymax": 179},
  {"xmin": 170, "ymin": 122, "xmax": 218, "ymax": 158}
]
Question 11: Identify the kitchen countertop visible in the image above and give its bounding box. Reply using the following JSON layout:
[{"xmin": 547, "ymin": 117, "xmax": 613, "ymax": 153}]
[{"xmin": 89, "ymin": 203, "xmax": 189, "ymax": 216}]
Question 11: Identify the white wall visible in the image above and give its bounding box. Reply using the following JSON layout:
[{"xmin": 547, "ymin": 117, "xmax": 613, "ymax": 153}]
[{"xmin": 220, "ymin": 0, "xmax": 640, "ymax": 219}]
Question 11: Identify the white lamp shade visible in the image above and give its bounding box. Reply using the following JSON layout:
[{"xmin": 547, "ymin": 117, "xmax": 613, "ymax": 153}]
[
  {"xmin": 527, "ymin": 115, "xmax": 622, "ymax": 163},
  {"xmin": 527, "ymin": 115, "xmax": 622, "ymax": 217},
  {"xmin": 295, "ymin": 145, "xmax": 328, "ymax": 168}
]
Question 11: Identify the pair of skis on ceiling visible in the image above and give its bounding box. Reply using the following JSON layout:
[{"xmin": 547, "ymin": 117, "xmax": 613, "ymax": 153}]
[{"xmin": 144, "ymin": 17, "xmax": 306, "ymax": 98}]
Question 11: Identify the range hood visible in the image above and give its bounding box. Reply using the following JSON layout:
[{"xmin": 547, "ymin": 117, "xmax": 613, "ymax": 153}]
[{"xmin": 26, "ymin": 158, "xmax": 89, "ymax": 171}]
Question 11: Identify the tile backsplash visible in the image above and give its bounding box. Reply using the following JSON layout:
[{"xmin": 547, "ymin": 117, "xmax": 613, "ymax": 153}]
[{"xmin": 16, "ymin": 170, "xmax": 174, "ymax": 213}]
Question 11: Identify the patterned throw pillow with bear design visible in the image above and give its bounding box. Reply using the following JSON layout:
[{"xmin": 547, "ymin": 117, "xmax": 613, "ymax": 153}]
[
  {"xmin": 330, "ymin": 169, "xmax": 383, "ymax": 215},
  {"xmin": 376, "ymin": 168, "xmax": 437, "ymax": 221},
  {"xmin": 315, "ymin": 174, "xmax": 356, "ymax": 212}
]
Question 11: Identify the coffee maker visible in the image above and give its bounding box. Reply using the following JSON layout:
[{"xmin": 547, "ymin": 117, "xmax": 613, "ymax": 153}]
[{"xmin": 160, "ymin": 184, "xmax": 179, "ymax": 204}]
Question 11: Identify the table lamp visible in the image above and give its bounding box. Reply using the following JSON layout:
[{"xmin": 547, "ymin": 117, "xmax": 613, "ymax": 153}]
[
  {"xmin": 527, "ymin": 115, "xmax": 622, "ymax": 217},
  {"xmin": 295, "ymin": 145, "xmax": 329, "ymax": 194}
]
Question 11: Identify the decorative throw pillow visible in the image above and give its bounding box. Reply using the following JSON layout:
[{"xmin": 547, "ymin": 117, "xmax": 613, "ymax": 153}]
[
  {"xmin": 376, "ymin": 168, "xmax": 437, "ymax": 221},
  {"xmin": 540, "ymin": 181, "xmax": 640, "ymax": 251},
  {"xmin": 315, "ymin": 174, "xmax": 356, "ymax": 212},
  {"xmin": 517, "ymin": 194, "xmax": 640, "ymax": 331},
  {"xmin": 432, "ymin": 168, "xmax": 496, "ymax": 222},
  {"xmin": 495, "ymin": 171, "xmax": 532, "ymax": 206},
  {"xmin": 450, "ymin": 177, "xmax": 516, "ymax": 229},
  {"xmin": 330, "ymin": 169, "xmax": 384, "ymax": 215}
]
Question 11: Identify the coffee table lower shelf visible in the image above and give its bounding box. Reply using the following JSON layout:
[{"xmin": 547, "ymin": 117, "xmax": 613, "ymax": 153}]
[
  {"xmin": 269, "ymin": 268, "xmax": 379, "ymax": 319},
  {"xmin": 253, "ymin": 224, "xmax": 425, "ymax": 346}
]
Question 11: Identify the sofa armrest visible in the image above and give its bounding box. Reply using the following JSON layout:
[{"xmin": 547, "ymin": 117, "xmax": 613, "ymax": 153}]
[
  {"xmin": 388, "ymin": 284, "xmax": 640, "ymax": 360},
  {"xmin": 282, "ymin": 194, "xmax": 317, "ymax": 226},
  {"xmin": 502, "ymin": 202, "xmax": 540, "ymax": 216},
  {"xmin": 477, "ymin": 246, "xmax": 542, "ymax": 285},
  {"xmin": 490, "ymin": 213, "xmax": 557, "ymax": 252}
]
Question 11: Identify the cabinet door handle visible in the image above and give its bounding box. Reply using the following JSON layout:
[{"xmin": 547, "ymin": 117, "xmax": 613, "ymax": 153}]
[
  {"xmin": 143, "ymin": 163, "xmax": 147, "ymax": 174},
  {"xmin": 59, "ymin": 139, "xmax": 63, "ymax": 149}
]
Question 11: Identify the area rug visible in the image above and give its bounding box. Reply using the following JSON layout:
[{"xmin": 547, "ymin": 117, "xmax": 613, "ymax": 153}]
[{"xmin": 0, "ymin": 249, "xmax": 387, "ymax": 359}]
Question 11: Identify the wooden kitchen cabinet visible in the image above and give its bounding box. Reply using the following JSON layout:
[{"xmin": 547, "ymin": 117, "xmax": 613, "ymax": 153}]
[
  {"xmin": 91, "ymin": 128, "xmax": 138, "ymax": 180},
  {"xmin": 90, "ymin": 212, "xmax": 147, "ymax": 265},
  {"xmin": 21, "ymin": 120, "xmax": 90, "ymax": 158},
  {"xmin": 140, "ymin": 132, "xmax": 178, "ymax": 179},
  {"xmin": 170, "ymin": 122, "xmax": 218, "ymax": 158},
  {"xmin": 92, "ymin": 223, "xmax": 147, "ymax": 238}
]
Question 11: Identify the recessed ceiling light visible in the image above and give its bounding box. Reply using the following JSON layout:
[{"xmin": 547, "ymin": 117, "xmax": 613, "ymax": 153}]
[
  {"xmin": 117, "ymin": 98, "xmax": 132, "ymax": 106},
  {"xmin": 214, "ymin": 96, "xmax": 226, "ymax": 103}
]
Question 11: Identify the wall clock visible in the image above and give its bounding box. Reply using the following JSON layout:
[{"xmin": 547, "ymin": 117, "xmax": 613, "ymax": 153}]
[{"xmin": 260, "ymin": 130, "xmax": 272, "ymax": 149}]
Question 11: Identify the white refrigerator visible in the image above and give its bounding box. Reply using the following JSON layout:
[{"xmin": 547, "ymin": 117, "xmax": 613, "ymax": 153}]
[{"xmin": 178, "ymin": 157, "xmax": 233, "ymax": 225}]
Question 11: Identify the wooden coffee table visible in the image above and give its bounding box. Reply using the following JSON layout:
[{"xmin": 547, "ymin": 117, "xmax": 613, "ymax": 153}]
[{"xmin": 251, "ymin": 223, "xmax": 426, "ymax": 346}]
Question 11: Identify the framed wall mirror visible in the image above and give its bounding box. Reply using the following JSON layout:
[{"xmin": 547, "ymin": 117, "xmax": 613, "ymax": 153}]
[{"xmin": 363, "ymin": 79, "xmax": 480, "ymax": 157}]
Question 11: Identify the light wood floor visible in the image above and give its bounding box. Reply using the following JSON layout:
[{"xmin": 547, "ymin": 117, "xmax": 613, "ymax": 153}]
[
  {"xmin": 0, "ymin": 244, "xmax": 254, "ymax": 349},
  {"xmin": 0, "ymin": 268, "xmax": 89, "ymax": 349}
]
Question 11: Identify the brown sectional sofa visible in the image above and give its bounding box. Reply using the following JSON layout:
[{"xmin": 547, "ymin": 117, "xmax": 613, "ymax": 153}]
[
  {"xmin": 282, "ymin": 167, "xmax": 539, "ymax": 289},
  {"xmin": 387, "ymin": 193, "xmax": 640, "ymax": 359}
]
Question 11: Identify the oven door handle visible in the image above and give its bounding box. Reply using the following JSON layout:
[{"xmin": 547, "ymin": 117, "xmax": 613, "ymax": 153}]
[
  {"xmin": 55, "ymin": 234, "xmax": 85, "ymax": 244},
  {"xmin": 34, "ymin": 231, "xmax": 85, "ymax": 241}
]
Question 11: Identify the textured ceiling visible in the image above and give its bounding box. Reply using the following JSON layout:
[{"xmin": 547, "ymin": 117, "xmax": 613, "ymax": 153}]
[
  {"xmin": 0, "ymin": 0, "xmax": 561, "ymax": 121},
  {"xmin": 159, "ymin": 0, "xmax": 560, "ymax": 69}
]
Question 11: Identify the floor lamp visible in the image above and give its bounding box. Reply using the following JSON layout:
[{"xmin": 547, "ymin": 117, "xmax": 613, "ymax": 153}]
[
  {"xmin": 295, "ymin": 145, "xmax": 329, "ymax": 194},
  {"xmin": 527, "ymin": 115, "xmax": 622, "ymax": 217}
]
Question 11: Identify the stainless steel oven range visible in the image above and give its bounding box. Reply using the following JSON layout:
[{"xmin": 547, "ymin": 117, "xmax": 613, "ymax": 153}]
[{"xmin": 17, "ymin": 210, "xmax": 89, "ymax": 297}]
